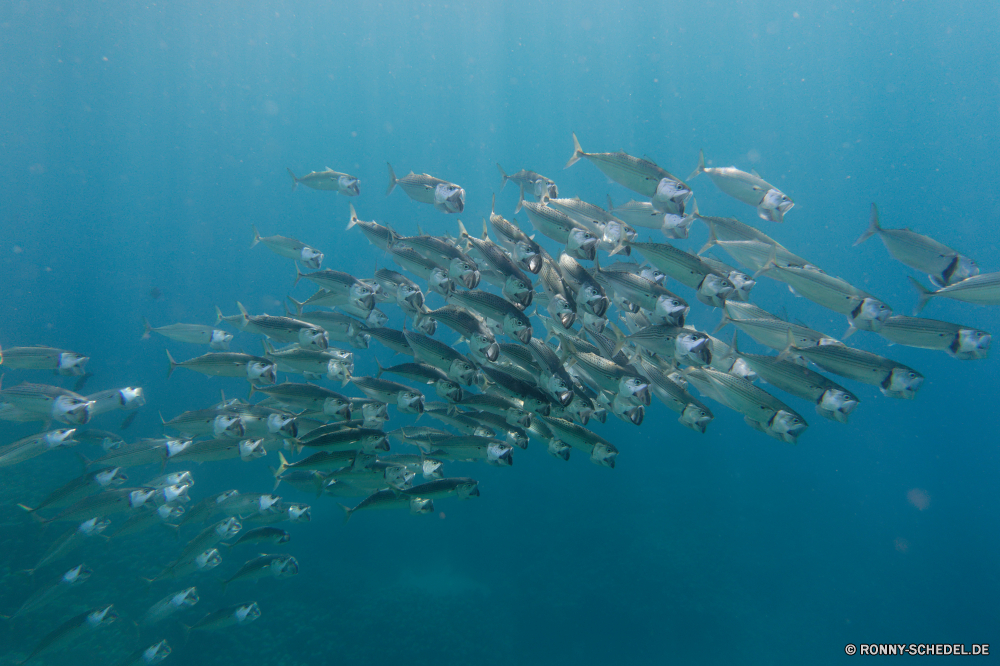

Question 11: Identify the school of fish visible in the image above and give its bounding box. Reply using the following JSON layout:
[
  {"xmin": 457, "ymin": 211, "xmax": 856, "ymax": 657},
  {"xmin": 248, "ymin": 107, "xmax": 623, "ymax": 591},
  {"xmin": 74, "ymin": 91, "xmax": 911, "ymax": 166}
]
[{"xmin": 0, "ymin": 134, "xmax": 994, "ymax": 664}]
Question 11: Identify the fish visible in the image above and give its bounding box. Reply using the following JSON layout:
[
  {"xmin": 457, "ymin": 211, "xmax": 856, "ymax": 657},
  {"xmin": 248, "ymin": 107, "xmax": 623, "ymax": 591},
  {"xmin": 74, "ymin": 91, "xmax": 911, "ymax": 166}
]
[
  {"xmin": 0, "ymin": 429, "xmax": 77, "ymax": 468},
  {"xmin": 375, "ymin": 359, "xmax": 464, "ymax": 402},
  {"xmin": 685, "ymin": 367, "xmax": 809, "ymax": 443},
  {"xmin": 396, "ymin": 231, "xmax": 482, "ymax": 290},
  {"xmin": 787, "ymin": 339, "xmax": 924, "ymax": 400},
  {"xmin": 115, "ymin": 640, "xmax": 172, "ymax": 666},
  {"xmin": 421, "ymin": 306, "xmax": 499, "ymax": 365},
  {"xmin": 423, "ymin": 434, "xmax": 514, "ymax": 464},
  {"xmin": 400, "ymin": 330, "xmax": 479, "ymax": 386},
  {"xmin": 263, "ymin": 344, "xmax": 354, "ymax": 384},
  {"xmin": 688, "ymin": 150, "xmax": 794, "ymax": 222},
  {"xmin": 86, "ymin": 387, "xmax": 145, "ymax": 417},
  {"xmin": 910, "ymin": 273, "xmax": 1000, "ymax": 312},
  {"xmin": 72, "ymin": 429, "xmax": 126, "ymax": 451},
  {"xmin": 222, "ymin": 554, "xmax": 299, "ymax": 592},
  {"xmin": 0, "ymin": 382, "xmax": 93, "ymax": 425},
  {"xmin": 606, "ymin": 196, "xmax": 696, "ymax": 240},
  {"xmin": 635, "ymin": 357, "xmax": 714, "ymax": 433},
  {"xmin": 17, "ymin": 466, "xmax": 128, "ymax": 513},
  {"xmin": 188, "ymin": 602, "xmax": 261, "ymax": 632},
  {"xmin": 546, "ymin": 196, "xmax": 637, "ymax": 255},
  {"xmin": 165, "ymin": 351, "xmax": 277, "ymax": 385},
  {"xmin": 519, "ymin": 197, "xmax": 599, "ymax": 262},
  {"xmin": 457, "ymin": 220, "xmax": 534, "ymax": 308},
  {"xmin": 592, "ymin": 259, "xmax": 689, "ymax": 326},
  {"xmin": 299, "ymin": 426, "xmax": 389, "ymax": 454},
  {"xmin": 346, "ymin": 204, "xmax": 399, "ymax": 250},
  {"xmin": 565, "ymin": 134, "xmax": 692, "ymax": 214},
  {"xmin": 540, "ymin": 416, "xmax": 619, "ymax": 467},
  {"xmin": 629, "ymin": 240, "xmax": 735, "ymax": 307},
  {"xmin": 149, "ymin": 548, "xmax": 223, "ymax": 583},
  {"xmin": 2, "ymin": 564, "xmax": 91, "ymax": 620},
  {"xmin": 142, "ymin": 319, "xmax": 233, "ymax": 350},
  {"xmin": 351, "ymin": 375, "xmax": 426, "ymax": 414},
  {"xmin": 177, "ymin": 490, "xmax": 241, "ymax": 527},
  {"xmin": 340, "ymin": 490, "xmax": 435, "ymax": 522},
  {"xmin": 18, "ymin": 604, "xmax": 117, "ymax": 665},
  {"xmin": 398, "ymin": 477, "xmax": 480, "ymax": 500},
  {"xmin": 877, "ymin": 315, "xmax": 990, "ymax": 360},
  {"xmin": 755, "ymin": 257, "xmax": 892, "ymax": 336},
  {"xmin": 287, "ymin": 166, "xmax": 360, "ymax": 195},
  {"xmin": 108, "ymin": 502, "xmax": 185, "ymax": 539},
  {"xmin": 732, "ymin": 338, "xmax": 860, "ymax": 423},
  {"xmin": 489, "ymin": 195, "xmax": 543, "ymax": 274},
  {"xmin": 252, "ymin": 382, "xmax": 352, "ymax": 419},
  {"xmin": 386, "ymin": 163, "xmax": 464, "ymax": 213},
  {"xmin": 218, "ymin": 302, "xmax": 330, "ymax": 351},
  {"xmin": 226, "ymin": 526, "xmax": 291, "ymax": 549},
  {"xmin": 286, "ymin": 311, "xmax": 371, "ymax": 349},
  {"xmin": 168, "ymin": 438, "xmax": 266, "ymax": 465},
  {"xmin": 26, "ymin": 518, "xmax": 110, "ymax": 572},
  {"xmin": 251, "ymin": 225, "xmax": 324, "ymax": 269},
  {"xmin": 497, "ymin": 163, "xmax": 558, "ymax": 199},
  {"xmin": 447, "ymin": 290, "xmax": 533, "ymax": 343},
  {"xmin": 854, "ymin": 203, "xmax": 978, "ymax": 287},
  {"xmin": 0, "ymin": 346, "xmax": 89, "ymax": 375},
  {"xmin": 43, "ymin": 487, "xmax": 158, "ymax": 523}
]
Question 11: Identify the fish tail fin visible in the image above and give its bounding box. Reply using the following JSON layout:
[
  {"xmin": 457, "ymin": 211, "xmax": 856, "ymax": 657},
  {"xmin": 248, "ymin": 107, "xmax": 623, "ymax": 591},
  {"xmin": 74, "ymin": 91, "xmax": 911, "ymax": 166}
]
[
  {"xmin": 346, "ymin": 204, "xmax": 359, "ymax": 230},
  {"xmin": 908, "ymin": 276, "xmax": 934, "ymax": 314},
  {"xmin": 712, "ymin": 312, "xmax": 732, "ymax": 335},
  {"xmin": 853, "ymin": 203, "xmax": 882, "ymax": 246},
  {"xmin": 251, "ymin": 224, "xmax": 262, "ymax": 249},
  {"xmin": 293, "ymin": 264, "xmax": 306, "ymax": 287},
  {"xmin": 515, "ymin": 188, "xmax": 524, "ymax": 214},
  {"xmin": 490, "ymin": 192, "xmax": 497, "ymax": 217},
  {"xmin": 16, "ymin": 503, "xmax": 35, "ymax": 513},
  {"xmin": 142, "ymin": 317, "xmax": 153, "ymax": 340},
  {"xmin": 751, "ymin": 245, "xmax": 779, "ymax": 281},
  {"xmin": 777, "ymin": 330, "xmax": 798, "ymax": 363},
  {"xmin": 606, "ymin": 194, "xmax": 615, "ymax": 211},
  {"xmin": 697, "ymin": 225, "xmax": 718, "ymax": 256},
  {"xmin": 456, "ymin": 219, "xmax": 470, "ymax": 241},
  {"xmin": 286, "ymin": 167, "xmax": 299, "ymax": 191},
  {"xmin": 374, "ymin": 357, "xmax": 385, "ymax": 378},
  {"xmin": 214, "ymin": 306, "xmax": 224, "ymax": 326},
  {"xmin": 166, "ymin": 350, "xmax": 178, "ymax": 379},
  {"xmin": 287, "ymin": 296, "xmax": 304, "ymax": 317},
  {"xmin": 236, "ymin": 302, "xmax": 250, "ymax": 325},
  {"xmin": 339, "ymin": 503, "xmax": 353, "ymax": 524},
  {"xmin": 386, "ymin": 163, "xmax": 398, "ymax": 196},
  {"xmin": 496, "ymin": 163, "xmax": 509, "ymax": 189},
  {"xmin": 275, "ymin": 451, "xmax": 291, "ymax": 477},
  {"xmin": 565, "ymin": 132, "xmax": 584, "ymax": 169},
  {"xmin": 481, "ymin": 218, "xmax": 490, "ymax": 241},
  {"xmin": 687, "ymin": 150, "xmax": 706, "ymax": 181}
]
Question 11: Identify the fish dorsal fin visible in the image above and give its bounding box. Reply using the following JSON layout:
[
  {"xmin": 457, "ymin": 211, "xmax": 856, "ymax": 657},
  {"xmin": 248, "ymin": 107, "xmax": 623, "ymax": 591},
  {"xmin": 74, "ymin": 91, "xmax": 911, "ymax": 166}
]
[{"xmin": 750, "ymin": 168, "xmax": 761, "ymax": 178}]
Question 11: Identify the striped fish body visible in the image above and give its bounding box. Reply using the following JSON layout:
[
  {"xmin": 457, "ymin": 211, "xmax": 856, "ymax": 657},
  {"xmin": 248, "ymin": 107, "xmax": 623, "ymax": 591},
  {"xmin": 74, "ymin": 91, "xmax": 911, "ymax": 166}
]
[
  {"xmin": 737, "ymin": 352, "xmax": 860, "ymax": 423},
  {"xmin": 878, "ymin": 315, "xmax": 990, "ymax": 360},
  {"xmin": 688, "ymin": 367, "xmax": 808, "ymax": 443},
  {"xmin": 793, "ymin": 344, "xmax": 924, "ymax": 399}
]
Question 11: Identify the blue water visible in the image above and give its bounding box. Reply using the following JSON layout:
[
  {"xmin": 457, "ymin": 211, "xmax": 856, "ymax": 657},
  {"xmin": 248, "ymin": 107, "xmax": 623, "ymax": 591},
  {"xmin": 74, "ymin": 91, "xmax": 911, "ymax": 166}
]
[{"xmin": 2, "ymin": 1, "xmax": 998, "ymax": 664}]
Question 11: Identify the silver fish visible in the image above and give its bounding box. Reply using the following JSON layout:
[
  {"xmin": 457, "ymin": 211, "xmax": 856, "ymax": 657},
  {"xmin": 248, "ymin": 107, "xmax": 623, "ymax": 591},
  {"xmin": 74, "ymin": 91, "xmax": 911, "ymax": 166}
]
[
  {"xmin": 911, "ymin": 273, "xmax": 1000, "ymax": 312},
  {"xmin": 854, "ymin": 203, "xmax": 977, "ymax": 287},
  {"xmin": 386, "ymin": 163, "xmax": 464, "ymax": 213},
  {"xmin": 686, "ymin": 367, "xmax": 808, "ymax": 443},
  {"xmin": 688, "ymin": 150, "xmax": 794, "ymax": 222},
  {"xmin": 566, "ymin": 134, "xmax": 692, "ymax": 214},
  {"xmin": 878, "ymin": 315, "xmax": 990, "ymax": 360},
  {"xmin": 288, "ymin": 166, "xmax": 359, "ymax": 195},
  {"xmin": 497, "ymin": 163, "xmax": 558, "ymax": 199},
  {"xmin": 251, "ymin": 225, "xmax": 323, "ymax": 268},
  {"xmin": 0, "ymin": 346, "xmax": 89, "ymax": 375}
]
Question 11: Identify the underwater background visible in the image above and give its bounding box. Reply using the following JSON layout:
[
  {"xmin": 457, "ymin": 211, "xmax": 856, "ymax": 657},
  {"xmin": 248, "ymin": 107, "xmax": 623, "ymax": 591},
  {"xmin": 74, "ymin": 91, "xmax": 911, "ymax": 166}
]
[{"xmin": 1, "ymin": 1, "xmax": 998, "ymax": 664}]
